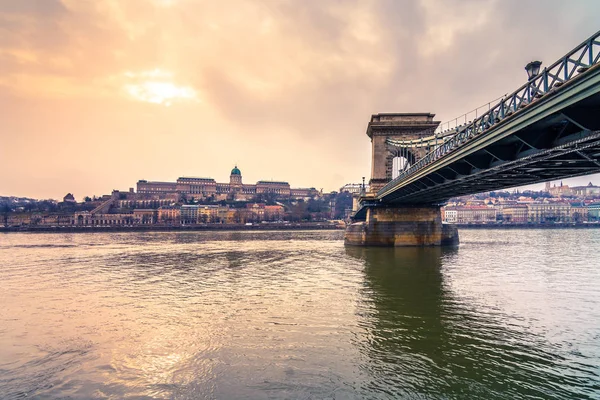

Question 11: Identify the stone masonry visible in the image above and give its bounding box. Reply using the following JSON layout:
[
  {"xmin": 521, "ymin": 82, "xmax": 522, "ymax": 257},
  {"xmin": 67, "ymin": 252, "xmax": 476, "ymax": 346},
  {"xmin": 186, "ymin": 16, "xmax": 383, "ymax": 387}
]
[
  {"xmin": 367, "ymin": 113, "xmax": 440, "ymax": 193},
  {"xmin": 345, "ymin": 206, "xmax": 459, "ymax": 247}
]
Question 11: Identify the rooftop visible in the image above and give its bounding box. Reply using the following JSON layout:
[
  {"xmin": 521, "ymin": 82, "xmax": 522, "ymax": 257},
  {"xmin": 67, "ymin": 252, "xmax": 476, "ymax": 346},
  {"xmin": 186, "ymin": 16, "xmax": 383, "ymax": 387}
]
[
  {"xmin": 138, "ymin": 181, "xmax": 176, "ymax": 185},
  {"xmin": 177, "ymin": 177, "xmax": 216, "ymax": 182},
  {"xmin": 257, "ymin": 180, "xmax": 289, "ymax": 185}
]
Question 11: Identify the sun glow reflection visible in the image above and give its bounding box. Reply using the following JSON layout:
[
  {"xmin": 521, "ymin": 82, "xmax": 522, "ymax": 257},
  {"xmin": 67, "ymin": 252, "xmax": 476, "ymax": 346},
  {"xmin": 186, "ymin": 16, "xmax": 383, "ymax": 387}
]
[{"xmin": 123, "ymin": 69, "xmax": 198, "ymax": 106}]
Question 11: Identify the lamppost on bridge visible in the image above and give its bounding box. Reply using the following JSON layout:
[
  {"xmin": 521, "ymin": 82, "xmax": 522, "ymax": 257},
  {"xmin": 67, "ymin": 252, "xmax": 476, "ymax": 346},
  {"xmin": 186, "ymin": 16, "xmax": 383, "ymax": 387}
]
[
  {"xmin": 525, "ymin": 61, "xmax": 542, "ymax": 100},
  {"xmin": 525, "ymin": 60, "xmax": 542, "ymax": 80}
]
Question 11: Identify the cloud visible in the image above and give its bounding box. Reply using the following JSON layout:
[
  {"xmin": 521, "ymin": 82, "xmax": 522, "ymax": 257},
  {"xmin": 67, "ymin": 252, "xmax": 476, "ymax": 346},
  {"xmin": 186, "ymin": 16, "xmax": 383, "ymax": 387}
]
[
  {"xmin": 0, "ymin": 0, "xmax": 67, "ymax": 16},
  {"xmin": 1, "ymin": 0, "xmax": 599, "ymax": 198}
]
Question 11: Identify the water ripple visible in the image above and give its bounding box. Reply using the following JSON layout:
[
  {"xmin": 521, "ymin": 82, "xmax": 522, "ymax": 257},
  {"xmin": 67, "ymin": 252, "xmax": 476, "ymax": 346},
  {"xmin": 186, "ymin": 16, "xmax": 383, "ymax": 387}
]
[{"xmin": 0, "ymin": 230, "xmax": 599, "ymax": 399}]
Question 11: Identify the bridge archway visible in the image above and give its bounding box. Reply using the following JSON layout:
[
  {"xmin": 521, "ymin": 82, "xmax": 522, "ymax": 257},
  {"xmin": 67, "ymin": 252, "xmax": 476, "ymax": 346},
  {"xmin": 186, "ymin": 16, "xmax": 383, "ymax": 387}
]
[
  {"xmin": 367, "ymin": 113, "xmax": 440, "ymax": 192},
  {"xmin": 388, "ymin": 147, "xmax": 417, "ymax": 180}
]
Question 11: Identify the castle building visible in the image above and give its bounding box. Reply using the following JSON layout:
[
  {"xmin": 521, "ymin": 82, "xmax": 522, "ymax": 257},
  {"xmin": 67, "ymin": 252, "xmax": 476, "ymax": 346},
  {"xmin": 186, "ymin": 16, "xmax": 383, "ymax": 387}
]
[
  {"xmin": 548, "ymin": 181, "xmax": 572, "ymax": 196},
  {"xmin": 137, "ymin": 166, "xmax": 318, "ymax": 201}
]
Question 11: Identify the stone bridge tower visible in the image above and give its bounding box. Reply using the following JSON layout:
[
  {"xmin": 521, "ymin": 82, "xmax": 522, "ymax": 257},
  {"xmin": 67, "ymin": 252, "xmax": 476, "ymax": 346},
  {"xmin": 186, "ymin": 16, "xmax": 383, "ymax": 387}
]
[
  {"xmin": 367, "ymin": 113, "xmax": 440, "ymax": 193},
  {"xmin": 345, "ymin": 112, "xmax": 458, "ymax": 247}
]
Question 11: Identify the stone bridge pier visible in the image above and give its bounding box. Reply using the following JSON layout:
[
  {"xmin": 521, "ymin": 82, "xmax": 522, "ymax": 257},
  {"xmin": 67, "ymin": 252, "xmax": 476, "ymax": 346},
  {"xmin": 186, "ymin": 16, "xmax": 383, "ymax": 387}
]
[
  {"xmin": 344, "ymin": 205, "xmax": 459, "ymax": 246},
  {"xmin": 345, "ymin": 113, "xmax": 459, "ymax": 247}
]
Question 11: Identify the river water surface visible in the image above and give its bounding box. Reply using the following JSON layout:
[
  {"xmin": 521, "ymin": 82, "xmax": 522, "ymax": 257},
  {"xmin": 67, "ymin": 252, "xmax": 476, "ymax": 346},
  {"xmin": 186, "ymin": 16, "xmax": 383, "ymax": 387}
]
[{"xmin": 1, "ymin": 229, "xmax": 599, "ymax": 399}]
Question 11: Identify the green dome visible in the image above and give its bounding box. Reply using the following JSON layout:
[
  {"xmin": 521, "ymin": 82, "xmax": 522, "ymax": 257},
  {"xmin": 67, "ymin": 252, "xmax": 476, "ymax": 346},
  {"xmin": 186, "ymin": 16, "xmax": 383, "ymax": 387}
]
[{"xmin": 231, "ymin": 166, "xmax": 241, "ymax": 175}]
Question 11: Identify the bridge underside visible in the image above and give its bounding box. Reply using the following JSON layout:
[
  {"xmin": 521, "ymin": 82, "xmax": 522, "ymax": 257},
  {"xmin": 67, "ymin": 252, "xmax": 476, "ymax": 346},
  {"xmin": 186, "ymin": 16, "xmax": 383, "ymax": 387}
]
[{"xmin": 379, "ymin": 75, "xmax": 600, "ymax": 205}]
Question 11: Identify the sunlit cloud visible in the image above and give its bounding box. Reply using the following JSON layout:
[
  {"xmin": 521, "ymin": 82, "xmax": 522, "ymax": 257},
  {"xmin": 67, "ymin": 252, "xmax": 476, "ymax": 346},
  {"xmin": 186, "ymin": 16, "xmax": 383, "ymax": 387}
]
[
  {"xmin": 153, "ymin": 0, "xmax": 178, "ymax": 7},
  {"xmin": 123, "ymin": 69, "xmax": 198, "ymax": 106},
  {"xmin": 1, "ymin": 0, "xmax": 599, "ymax": 199}
]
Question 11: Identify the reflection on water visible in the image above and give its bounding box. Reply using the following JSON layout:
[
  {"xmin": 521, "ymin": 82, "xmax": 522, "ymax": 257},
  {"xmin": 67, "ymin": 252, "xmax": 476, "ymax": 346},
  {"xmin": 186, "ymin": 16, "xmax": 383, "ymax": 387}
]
[
  {"xmin": 0, "ymin": 230, "xmax": 599, "ymax": 399},
  {"xmin": 348, "ymin": 246, "xmax": 600, "ymax": 399}
]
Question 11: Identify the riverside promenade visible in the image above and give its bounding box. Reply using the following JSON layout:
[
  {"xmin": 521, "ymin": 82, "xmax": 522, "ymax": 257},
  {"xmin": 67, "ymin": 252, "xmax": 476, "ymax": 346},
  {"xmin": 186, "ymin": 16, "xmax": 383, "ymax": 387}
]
[{"xmin": 0, "ymin": 222, "xmax": 344, "ymax": 233}]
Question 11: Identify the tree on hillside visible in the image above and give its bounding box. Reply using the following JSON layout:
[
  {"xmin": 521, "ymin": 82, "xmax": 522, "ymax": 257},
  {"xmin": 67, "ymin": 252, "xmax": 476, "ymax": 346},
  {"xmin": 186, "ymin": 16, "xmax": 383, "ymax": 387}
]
[
  {"xmin": 1, "ymin": 203, "xmax": 12, "ymax": 226},
  {"xmin": 334, "ymin": 192, "xmax": 353, "ymax": 219},
  {"xmin": 251, "ymin": 192, "xmax": 278, "ymax": 205}
]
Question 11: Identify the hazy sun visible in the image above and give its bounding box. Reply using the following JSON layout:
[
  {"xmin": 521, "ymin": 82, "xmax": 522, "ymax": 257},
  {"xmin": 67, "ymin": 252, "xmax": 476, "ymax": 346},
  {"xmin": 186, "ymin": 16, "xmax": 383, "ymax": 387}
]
[{"xmin": 123, "ymin": 69, "xmax": 198, "ymax": 106}]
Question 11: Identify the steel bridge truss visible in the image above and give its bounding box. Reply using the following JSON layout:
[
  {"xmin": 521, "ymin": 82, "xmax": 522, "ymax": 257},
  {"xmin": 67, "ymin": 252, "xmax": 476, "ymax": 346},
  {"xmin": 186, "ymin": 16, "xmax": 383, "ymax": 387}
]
[{"xmin": 382, "ymin": 128, "xmax": 600, "ymax": 204}]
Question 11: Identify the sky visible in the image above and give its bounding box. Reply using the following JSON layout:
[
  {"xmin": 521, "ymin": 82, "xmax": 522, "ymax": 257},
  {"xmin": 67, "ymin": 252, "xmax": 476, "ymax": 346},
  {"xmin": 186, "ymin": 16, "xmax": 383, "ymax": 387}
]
[{"xmin": 1, "ymin": 0, "xmax": 599, "ymax": 200}]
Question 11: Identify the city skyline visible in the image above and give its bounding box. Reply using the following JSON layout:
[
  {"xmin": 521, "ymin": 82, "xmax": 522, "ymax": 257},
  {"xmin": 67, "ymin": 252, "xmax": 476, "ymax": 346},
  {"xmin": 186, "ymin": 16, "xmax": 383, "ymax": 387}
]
[{"xmin": 2, "ymin": 0, "xmax": 600, "ymax": 199}]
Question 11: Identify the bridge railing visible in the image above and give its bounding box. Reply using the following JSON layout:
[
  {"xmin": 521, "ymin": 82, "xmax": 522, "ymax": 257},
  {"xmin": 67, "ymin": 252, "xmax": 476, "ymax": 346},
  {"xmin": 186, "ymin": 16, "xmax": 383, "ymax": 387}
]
[{"xmin": 378, "ymin": 29, "xmax": 600, "ymax": 197}]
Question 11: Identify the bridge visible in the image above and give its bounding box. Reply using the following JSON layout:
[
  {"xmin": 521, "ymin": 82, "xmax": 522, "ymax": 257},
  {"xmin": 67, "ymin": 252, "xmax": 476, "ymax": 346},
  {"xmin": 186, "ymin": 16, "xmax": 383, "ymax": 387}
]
[{"xmin": 346, "ymin": 29, "xmax": 600, "ymax": 246}]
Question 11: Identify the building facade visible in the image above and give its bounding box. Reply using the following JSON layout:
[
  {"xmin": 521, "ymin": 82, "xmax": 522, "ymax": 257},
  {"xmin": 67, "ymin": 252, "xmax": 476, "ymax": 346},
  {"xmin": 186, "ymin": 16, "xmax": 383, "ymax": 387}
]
[
  {"xmin": 72, "ymin": 212, "xmax": 137, "ymax": 226},
  {"xmin": 571, "ymin": 182, "xmax": 600, "ymax": 197},
  {"xmin": 158, "ymin": 206, "xmax": 181, "ymax": 223},
  {"xmin": 339, "ymin": 183, "xmax": 370, "ymax": 195},
  {"xmin": 443, "ymin": 206, "xmax": 496, "ymax": 224},
  {"xmin": 527, "ymin": 203, "xmax": 571, "ymax": 223},
  {"xmin": 548, "ymin": 182, "xmax": 572, "ymax": 197},
  {"xmin": 444, "ymin": 209, "xmax": 458, "ymax": 223},
  {"xmin": 180, "ymin": 205, "xmax": 200, "ymax": 224},
  {"xmin": 588, "ymin": 203, "xmax": 600, "ymax": 221},
  {"xmin": 137, "ymin": 166, "xmax": 318, "ymax": 201},
  {"xmin": 501, "ymin": 205, "xmax": 529, "ymax": 223}
]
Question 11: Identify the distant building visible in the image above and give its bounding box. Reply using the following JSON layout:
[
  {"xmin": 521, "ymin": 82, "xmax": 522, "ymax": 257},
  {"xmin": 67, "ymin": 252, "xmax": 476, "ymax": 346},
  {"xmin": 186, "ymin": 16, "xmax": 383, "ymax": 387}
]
[
  {"xmin": 588, "ymin": 203, "xmax": 600, "ymax": 221},
  {"xmin": 444, "ymin": 208, "xmax": 458, "ymax": 223},
  {"xmin": 501, "ymin": 205, "xmax": 528, "ymax": 223},
  {"xmin": 176, "ymin": 205, "xmax": 232, "ymax": 224},
  {"xmin": 527, "ymin": 202, "xmax": 571, "ymax": 223},
  {"xmin": 198, "ymin": 205, "xmax": 220, "ymax": 223},
  {"xmin": 180, "ymin": 205, "xmax": 200, "ymax": 224},
  {"xmin": 137, "ymin": 166, "xmax": 318, "ymax": 201},
  {"xmin": 246, "ymin": 203, "xmax": 265, "ymax": 221},
  {"xmin": 256, "ymin": 180, "xmax": 290, "ymax": 197},
  {"xmin": 7, "ymin": 214, "xmax": 32, "ymax": 226},
  {"xmin": 570, "ymin": 203, "xmax": 589, "ymax": 222},
  {"xmin": 442, "ymin": 206, "xmax": 496, "ymax": 224},
  {"xmin": 548, "ymin": 182, "xmax": 572, "ymax": 197},
  {"xmin": 133, "ymin": 209, "xmax": 157, "ymax": 224},
  {"xmin": 117, "ymin": 193, "xmax": 178, "ymax": 209},
  {"xmin": 63, "ymin": 193, "xmax": 76, "ymax": 203},
  {"xmin": 571, "ymin": 182, "xmax": 600, "ymax": 197},
  {"xmin": 136, "ymin": 181, "xmax": 177, "ymax": 194},
  {"xmin": 72, "ymin": 212, "xmax": 136, "ymax": 226},
  {"xmin": 339, "ymin": 183, "xmax": 369, "ymax": 194},
  {"xmin": 158, "ymin": 206, "xmax": 181, "ymax": 224},
  {"xmin": 265, "ymin": 205, "xmax": 284, "ymax": 221}
]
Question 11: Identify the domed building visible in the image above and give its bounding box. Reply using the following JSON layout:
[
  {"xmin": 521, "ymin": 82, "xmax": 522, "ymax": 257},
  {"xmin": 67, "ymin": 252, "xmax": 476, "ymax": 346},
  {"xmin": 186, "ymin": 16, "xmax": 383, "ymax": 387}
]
[
  {"xmin": 136, "ymin": 165, "xmax": 319, "ymax": 201},
  {"xmin": 230, "ymin": 165, "xmax": 242, "ymax": 186}
]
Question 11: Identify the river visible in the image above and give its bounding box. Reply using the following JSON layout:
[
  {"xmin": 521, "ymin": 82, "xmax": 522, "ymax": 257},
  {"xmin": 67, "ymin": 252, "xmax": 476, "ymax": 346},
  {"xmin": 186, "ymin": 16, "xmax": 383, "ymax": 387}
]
[{"xmin": 0, "ymin": 230, "xmax": 599, "ymax": 399}]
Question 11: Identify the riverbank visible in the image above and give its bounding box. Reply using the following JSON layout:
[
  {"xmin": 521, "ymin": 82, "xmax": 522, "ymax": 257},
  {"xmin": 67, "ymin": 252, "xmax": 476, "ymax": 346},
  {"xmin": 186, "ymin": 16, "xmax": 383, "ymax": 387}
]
[
  {"xmin": 0, "ymin": 223, "xmax": 344, "ymax": 233},
  {"xmin": 4, "ymin": 222, "xmax": 600, "ymax": 233},
  {"xmin": 454, "ymin": 223, "xmax": 600, "ymax": 229}
]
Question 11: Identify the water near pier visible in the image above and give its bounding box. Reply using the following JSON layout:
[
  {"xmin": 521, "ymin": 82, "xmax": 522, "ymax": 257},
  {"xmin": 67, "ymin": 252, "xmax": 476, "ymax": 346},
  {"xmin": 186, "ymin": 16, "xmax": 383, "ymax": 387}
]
[{"xmin": 1, "ymin": 230, "xmax": 599, "ymax": 399}]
